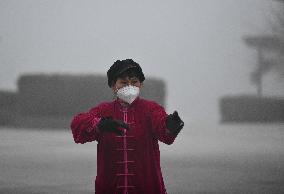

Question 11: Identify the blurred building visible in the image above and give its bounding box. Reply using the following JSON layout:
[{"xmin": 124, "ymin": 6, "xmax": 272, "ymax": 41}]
[{"xmin": 0, "ymin": 74, "xmax": 166, "ymax": 129}]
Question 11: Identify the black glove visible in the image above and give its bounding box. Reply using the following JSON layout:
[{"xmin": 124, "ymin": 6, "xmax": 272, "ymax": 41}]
[
  {"xmin": 97, "ymin": 117, "xmax": 129, "ymax": 136},
  {"xmin": 166, "ymin": 111, "xmax": 184, "ymax": 136}
]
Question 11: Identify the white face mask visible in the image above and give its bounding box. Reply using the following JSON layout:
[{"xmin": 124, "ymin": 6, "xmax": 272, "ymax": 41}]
[{"xmin": 116, "ymin": 85, "xmax": 140, "ymax": 104}]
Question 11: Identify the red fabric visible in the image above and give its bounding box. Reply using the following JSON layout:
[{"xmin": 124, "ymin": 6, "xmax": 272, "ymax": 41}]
[{"xmin": 71, "ymin": 97, "xmax": 177, "ymax": 194}]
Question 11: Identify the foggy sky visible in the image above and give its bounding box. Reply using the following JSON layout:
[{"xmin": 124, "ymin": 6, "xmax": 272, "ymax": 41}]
[{"xmin": 0, "ymin": 0, "xmax": 283, "ymax": 124}]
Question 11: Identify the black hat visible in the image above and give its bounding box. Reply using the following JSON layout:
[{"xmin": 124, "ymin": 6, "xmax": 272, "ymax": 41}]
[{"xmin": 107, "ymin": 59, "xmax": 145, "ymax": 87}]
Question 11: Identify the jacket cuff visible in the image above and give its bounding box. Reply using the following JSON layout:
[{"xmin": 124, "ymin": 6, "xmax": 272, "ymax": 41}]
[{"xmin": 86, "ymin": 116, "xmax": 101, "ymax": 133}]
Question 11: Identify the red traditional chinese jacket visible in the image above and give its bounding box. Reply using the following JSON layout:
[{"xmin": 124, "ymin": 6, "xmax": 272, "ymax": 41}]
[{"xmin": 71, "ymin": 97, "xmax": 178, "ymax": 194}]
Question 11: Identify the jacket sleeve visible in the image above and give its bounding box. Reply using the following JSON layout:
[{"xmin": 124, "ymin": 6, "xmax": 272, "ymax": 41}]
[
  {"xmin": 70, "ymin": 105, "xmax": 102, "ymax": 144},
  {"xmin": 148, "ymin": 101, "xmax": 177, "ymax": 145}
]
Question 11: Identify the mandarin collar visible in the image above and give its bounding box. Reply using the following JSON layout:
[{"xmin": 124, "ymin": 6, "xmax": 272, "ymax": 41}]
[{"xmin": 115, "ymin": 97, "xmax": 140, "ymax": 109}]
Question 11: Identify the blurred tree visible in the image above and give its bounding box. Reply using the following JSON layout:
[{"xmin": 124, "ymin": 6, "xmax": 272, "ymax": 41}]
[
  {"xmin": 244, "ymin": 35, "xmax": 283, "ymax": 97},
  {"xmin": 242, "ymin": 0, "xmax": 284, "ymax": 96},
  {"xmin": 271, "ymin": 0, "xmax": 284, "ymax": 78}
]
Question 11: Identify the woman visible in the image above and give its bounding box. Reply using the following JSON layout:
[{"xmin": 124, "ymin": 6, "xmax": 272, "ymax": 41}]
[{"xmin": 71, "ymin": 59, "xmax": 184, "ymax": 194}]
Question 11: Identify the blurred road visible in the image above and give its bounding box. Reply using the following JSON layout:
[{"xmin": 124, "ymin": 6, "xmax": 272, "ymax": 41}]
[{"xmin": 0, "ymin": 123, "xmax": 283, "ymax": 194}]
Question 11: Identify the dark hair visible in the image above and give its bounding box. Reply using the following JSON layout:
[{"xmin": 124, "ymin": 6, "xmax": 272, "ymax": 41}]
[{"xmin": 107, "ymin": 59, "xmax": 145, "ymax": 87}]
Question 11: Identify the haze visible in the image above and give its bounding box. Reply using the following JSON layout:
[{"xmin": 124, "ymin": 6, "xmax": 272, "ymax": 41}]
[{"xmin": 0, "ymin": 0, "xmax": 283, "ymax": 124}]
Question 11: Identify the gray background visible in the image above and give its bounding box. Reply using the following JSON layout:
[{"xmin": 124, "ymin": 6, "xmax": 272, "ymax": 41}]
[{"xmin": 0, "ymin": 0, "xmax": 283, "ymax": 124}]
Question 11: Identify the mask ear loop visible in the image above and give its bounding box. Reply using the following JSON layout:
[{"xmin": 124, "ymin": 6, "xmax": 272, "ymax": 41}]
[{"xmin": 112, "ymin": 87, "xmax": 119, "ymax": 100}]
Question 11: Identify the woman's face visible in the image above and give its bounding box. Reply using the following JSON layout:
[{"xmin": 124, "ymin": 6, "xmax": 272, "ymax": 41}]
[{"xmin": 112, "ymin": 76, "xmax": 142, "ymax": 92}]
